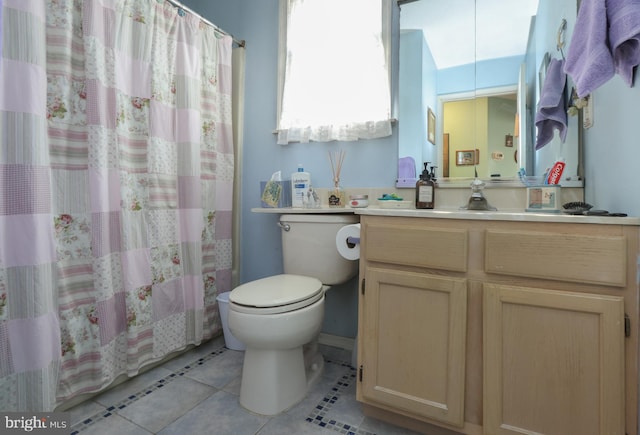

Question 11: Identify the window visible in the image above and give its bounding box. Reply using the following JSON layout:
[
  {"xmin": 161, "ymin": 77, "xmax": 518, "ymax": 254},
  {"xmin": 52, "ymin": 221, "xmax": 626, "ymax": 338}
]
[{"xmin": 277, "ymin": 0, "xmax": 393, "ymax": 144}]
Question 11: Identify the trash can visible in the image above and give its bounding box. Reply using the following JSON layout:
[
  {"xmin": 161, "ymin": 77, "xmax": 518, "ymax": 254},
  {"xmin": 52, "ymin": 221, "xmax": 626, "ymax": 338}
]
[{"xmin": 216, "ymin": 292, "xmax": 245, "ymax": 351}]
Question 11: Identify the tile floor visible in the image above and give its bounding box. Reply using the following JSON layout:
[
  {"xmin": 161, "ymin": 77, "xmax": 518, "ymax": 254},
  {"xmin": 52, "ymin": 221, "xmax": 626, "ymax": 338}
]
[{"xmin": 64, "ymin": 336, "xmax": 421, "ymax": 435}]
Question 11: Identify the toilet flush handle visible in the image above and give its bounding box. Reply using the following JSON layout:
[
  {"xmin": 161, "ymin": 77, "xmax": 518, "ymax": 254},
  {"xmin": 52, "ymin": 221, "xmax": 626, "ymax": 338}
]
[{"xmin": 278, "ymin": 222, "xmax": 291, "ymax": 232}]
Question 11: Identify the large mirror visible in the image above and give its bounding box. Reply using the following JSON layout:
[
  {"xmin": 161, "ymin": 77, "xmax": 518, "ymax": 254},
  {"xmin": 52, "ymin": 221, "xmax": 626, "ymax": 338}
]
[{"xmin": 397, "ymin": 0, "xmax": 582, "ymax": 186}]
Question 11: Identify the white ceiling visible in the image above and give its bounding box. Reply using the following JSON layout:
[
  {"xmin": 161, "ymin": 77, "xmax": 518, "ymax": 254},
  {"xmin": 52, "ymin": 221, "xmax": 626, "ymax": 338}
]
[{"xmin": 400, "ymin": 0, "xmax": 540, "ymax": 69}]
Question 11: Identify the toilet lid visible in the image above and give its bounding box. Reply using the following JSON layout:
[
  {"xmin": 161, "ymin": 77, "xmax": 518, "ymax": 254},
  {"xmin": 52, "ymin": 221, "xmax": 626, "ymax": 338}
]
[{"xmin": 229, "ymin": 274, "xmax": 323, "ymax": 308}]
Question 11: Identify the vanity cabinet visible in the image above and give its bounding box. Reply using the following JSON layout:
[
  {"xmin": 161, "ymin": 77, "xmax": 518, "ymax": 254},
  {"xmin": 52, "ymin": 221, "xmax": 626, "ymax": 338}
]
[
  {"xmin": 484, "ymin": 284, "xmax": 624, "ymax": 435},
  {"xmin": 356, "ymin": 215, "xmax": 638, "ymax": 435},
  {"xmin": 360, "ymin": 268, "xmax": 468, "ymax": 427}
]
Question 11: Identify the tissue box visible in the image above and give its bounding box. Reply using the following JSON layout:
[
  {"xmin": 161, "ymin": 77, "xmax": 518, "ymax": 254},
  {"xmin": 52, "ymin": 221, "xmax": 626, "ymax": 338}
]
[
  {"xmin": 260, "ymin": 180, "xmax": 292, "ymax": 208},
  {"xmin": 525, "ymin": 185, "xmax": 561, "ymax": 213}
]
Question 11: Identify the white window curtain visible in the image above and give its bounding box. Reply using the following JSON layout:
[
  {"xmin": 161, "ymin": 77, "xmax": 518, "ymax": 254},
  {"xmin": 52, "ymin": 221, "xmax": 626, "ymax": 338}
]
[{"xmin": 277, "ymin": 0, "xmax": 393, "ymax": 145}]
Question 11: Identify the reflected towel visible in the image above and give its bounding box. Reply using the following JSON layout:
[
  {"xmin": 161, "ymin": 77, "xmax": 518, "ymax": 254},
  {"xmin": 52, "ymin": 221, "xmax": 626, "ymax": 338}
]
[
  {"xmin": 535, "ymin": 58, "xmax": 568, "ymax": 150},
  {"xmin": 564, "ymin": 0, "xmax": 614, "ymax": 97},
  {"xmin": 397, "ymin": 156, "xmax": 416, "ymax": 179},
  {"xmin": 608, "ymin": 0, "xmax": 640, "ymax": 86}
]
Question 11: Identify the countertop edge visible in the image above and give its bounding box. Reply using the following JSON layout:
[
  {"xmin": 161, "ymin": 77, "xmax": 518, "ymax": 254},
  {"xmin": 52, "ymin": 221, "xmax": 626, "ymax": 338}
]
[
  {"xmin": 251, "ymin": 207, "xmax": 640, "ymax": 225},
  {"xmin": 353, "ymin": 208, "xmax": 640, "ymax": 225}
]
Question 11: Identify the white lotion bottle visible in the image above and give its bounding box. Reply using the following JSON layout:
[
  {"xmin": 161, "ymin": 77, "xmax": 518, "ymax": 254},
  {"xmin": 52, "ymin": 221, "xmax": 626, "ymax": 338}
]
[{"xmin": 291, "ymin": 164, "xmax": 311, "ymax": 207}]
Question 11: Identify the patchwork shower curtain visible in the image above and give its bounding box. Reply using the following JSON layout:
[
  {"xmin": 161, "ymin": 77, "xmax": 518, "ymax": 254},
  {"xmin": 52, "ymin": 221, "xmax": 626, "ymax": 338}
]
[{"xmin": 0, "ymin": 0, "xmax": 234, "ymax": 411}]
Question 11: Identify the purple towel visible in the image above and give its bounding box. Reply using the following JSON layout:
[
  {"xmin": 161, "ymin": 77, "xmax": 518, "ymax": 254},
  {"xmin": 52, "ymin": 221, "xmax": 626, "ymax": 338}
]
[
  {"xmin": 608, "ymin": 0, "xmax": 640, "ymax": 86},
  {"xmin": 535, "ymin": 58, "xmax": 568, "ymax": 150},
  {"xmin": 564, "ymin": 0, "xmax": 615, "ymax": 97},
  {"xmin": 397, "ymin": 156, "xmax": 416, "ymax": 179}
]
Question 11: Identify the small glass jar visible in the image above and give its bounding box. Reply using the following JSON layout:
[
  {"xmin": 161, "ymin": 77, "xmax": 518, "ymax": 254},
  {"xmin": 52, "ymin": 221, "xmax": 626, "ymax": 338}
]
[{"xmin": 349, "ymin": 194, "xmax": 369, "ymax": 208}]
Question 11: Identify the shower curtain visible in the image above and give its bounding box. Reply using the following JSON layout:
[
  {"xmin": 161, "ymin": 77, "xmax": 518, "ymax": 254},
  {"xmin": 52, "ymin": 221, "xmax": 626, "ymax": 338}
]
[{"xmin": 0, "ymin": 0, "xmax": 234, "ymax": 411}]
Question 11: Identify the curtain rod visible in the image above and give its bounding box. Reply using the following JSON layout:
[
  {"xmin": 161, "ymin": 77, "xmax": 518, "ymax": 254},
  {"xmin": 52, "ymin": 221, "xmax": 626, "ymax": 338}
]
[{"xmin": 164, "ymin": 0, "xmax": 246, "ymax": 48}]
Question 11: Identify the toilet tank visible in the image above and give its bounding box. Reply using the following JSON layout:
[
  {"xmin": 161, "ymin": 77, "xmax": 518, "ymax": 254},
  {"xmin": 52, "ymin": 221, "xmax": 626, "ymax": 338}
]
[{"xmin": 280, "ymin": 214, "xmax": 360, "ymax": 285}]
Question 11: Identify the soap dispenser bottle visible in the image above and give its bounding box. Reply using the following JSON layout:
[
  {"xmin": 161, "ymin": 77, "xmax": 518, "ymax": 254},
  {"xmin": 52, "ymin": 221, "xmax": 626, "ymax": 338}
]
[{"xmin": 415, "ymin": 162, "xmax": 435, "ymax": 209}]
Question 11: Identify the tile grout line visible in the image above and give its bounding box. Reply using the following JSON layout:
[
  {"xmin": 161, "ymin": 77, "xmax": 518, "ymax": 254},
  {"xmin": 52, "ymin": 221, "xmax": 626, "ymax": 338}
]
[
  {"xmin": 69, "ymin": 346, "xmax": 229, "ymax": 434},
  {"xmin": 305, "ymin": 359, "xmax": 376, "ymax": 435},
  {"xmin": 70, "ymin": 347, "xmax": 376, "ymax": 435}
]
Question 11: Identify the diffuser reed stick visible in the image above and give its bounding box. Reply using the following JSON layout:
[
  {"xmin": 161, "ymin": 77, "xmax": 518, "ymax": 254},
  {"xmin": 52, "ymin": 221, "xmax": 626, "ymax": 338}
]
[
  {"xmin": 329, "ymin": 150, "xmax": 346, "ymax": 187},
  {"xmin": 328, "ymin": 150, "xmax": 346, "ymax": 207}
]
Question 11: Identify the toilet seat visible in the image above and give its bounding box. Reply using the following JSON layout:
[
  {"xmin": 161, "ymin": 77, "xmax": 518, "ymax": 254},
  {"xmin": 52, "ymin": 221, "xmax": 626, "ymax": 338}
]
[{"xmin": 229, "ymin": 274, "xmax": 324, "ymax": 315}]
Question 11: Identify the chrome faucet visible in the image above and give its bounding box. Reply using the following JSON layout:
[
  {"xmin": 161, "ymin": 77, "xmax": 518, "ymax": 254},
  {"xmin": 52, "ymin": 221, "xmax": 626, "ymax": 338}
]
[{"xmin": 460, "ymin": 168, "xmax": 497, "ymax": 211}]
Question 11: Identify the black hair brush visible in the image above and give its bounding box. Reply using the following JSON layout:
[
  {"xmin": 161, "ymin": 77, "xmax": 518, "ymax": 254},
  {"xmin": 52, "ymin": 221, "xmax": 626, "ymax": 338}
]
[{"xmin": 562, "ymin": 201, "xmax": 593, "ymax": 214}]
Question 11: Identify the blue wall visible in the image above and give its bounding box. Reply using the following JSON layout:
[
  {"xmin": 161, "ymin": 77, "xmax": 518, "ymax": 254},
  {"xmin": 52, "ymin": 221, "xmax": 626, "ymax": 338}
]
[
  {"xmin": 183, "ymin": 0, "xmax": 640, "ymax": 338},
  {"xmin": 182, "ymin": 0, "xmax": 401, "ymax": 338},
  {"xmin": 398, "ymin": 29, "xmax": 437, "ymax": 175},
  {"xmin": 437, "ymin": 55, "xmax": 523, "ymax": 95},
  {"xmin": 182, "ymin": 0, "xmax": 399, "ymax": 274}
]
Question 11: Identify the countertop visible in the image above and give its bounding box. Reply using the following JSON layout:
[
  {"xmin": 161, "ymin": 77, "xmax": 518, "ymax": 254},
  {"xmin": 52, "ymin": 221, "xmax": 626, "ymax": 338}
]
[
  {"xmin": 354, "ymin": 208, "xmax": 640, "ymax": 225},
  {"xmin": 252, "ymin": 207, "xmax": 640, "ymax": 225}
]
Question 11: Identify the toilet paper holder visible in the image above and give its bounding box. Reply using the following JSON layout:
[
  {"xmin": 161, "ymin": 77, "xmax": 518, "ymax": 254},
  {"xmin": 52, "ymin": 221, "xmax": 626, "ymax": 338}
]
[
  {"xmin": 336, "ymin": 223, "xmax": 361, "ymax": 261},
  {"xmin": 346, "ymin": 237, "xmax": 360, "ymax": 247}
]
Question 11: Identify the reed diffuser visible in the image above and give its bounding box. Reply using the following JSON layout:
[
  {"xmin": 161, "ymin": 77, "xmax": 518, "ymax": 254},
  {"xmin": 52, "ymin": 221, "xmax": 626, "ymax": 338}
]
[{"xmin": 328, "ymin": 150, "xmax": 346, "ymax": 207}]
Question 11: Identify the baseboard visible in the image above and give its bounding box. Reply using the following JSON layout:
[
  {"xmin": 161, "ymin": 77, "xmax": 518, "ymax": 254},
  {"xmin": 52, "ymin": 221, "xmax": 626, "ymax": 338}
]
[{"xmin": 318, "ymin": 333, "xmax": 355, "ymax": 351}]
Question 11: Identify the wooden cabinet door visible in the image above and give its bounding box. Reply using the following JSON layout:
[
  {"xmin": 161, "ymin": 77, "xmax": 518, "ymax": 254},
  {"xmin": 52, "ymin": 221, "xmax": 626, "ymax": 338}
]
[
  {"xmin": 359, "ymin": 267, "xmax": 468, "ymax": 427},
  {"xmin": 484, "ymin": 284, "xmax": 625, "ymax": 435}
]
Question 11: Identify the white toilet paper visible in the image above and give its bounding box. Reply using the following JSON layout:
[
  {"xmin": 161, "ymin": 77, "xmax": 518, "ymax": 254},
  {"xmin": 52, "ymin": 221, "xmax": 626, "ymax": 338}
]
[{"xmin": 336, "ymin": 223, "xmax": 361, "ymax": 260}]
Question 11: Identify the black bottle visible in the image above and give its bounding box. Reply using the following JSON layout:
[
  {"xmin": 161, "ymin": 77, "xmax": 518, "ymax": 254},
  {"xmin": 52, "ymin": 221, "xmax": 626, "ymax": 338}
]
[{"xmin": 415, "ymin": 162, "xmax": 435, "ymax": 209}]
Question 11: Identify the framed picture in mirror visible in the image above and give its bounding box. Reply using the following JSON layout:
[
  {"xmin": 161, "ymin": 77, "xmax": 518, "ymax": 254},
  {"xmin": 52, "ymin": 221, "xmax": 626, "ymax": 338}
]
[
  {"xmin": 427, "ymin": 108, "xmax": 436, "ymax": 144},
  {"xmin": 456, "ymin": 149, "xmax": 479, "ymax": 166},
  {"xmin": 505, "ymin": 134, "xmax": 513, "ymax": 147}
]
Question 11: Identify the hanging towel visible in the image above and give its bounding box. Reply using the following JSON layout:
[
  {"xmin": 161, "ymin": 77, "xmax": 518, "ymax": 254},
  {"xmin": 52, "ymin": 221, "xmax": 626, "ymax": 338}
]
[
  {"xmin": 535, "ymin": 58, "xmax": 568, "ymax": 150},
  {"xmin": 564, "ymin": 0, "xmax": 615, "ymax": 97},
  {"xmin": 608, "ymin": 0, "xmax": 640, "ymax": 87},
  {"xmin": 0, "ymin": 0, "xmax": 3, "ymax": 68}
]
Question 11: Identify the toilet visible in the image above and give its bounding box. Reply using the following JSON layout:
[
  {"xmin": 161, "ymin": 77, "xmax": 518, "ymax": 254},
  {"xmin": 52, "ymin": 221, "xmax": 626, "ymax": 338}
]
[{"xmin": 227, "ymin": 214, "xmax": 359, "ymax": 415}]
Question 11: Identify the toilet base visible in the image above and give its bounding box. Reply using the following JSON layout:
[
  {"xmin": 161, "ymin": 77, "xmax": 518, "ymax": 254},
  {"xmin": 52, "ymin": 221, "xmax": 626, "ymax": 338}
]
[
  {"xmin": 305, "ymin": 348, "xmax": 324, "ymax": 394},
  {"xmin": 239, "ymin": 345, "xmax": 324, "ymax": 415}
]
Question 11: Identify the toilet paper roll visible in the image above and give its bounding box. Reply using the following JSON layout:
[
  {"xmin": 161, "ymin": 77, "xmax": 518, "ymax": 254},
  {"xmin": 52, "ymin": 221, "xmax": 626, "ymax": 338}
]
[{"xmin": 336, "ymin": 223, "xmax": 361, "ymax": 260}]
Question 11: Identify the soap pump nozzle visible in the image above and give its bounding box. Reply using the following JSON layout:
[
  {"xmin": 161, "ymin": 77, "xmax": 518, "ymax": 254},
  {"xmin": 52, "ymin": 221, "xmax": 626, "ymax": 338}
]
[
  {"xmin": 421, "ymin": 162, "xmax": 431, "ymax": 180},
  {"xmin": 430, "ymin": 165, "xmax": 438, "ymax": 184}
]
